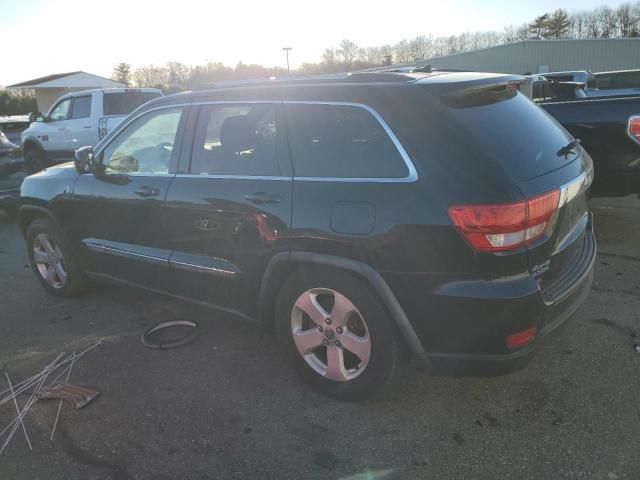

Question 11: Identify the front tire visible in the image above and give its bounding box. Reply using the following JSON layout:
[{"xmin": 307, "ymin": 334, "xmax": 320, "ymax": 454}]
[
  {"xmin": 24, "ymin": 147, "xmax": 47, "ymax": 173},
  {"xmin": 26, "ymin": 217, "xmax": 88, "ymax": 297},
  {"xmin": 275, "ymin": 268, "xmax": 397, "ymax": 400}
]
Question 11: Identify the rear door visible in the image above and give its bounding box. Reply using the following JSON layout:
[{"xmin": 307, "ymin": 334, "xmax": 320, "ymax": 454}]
[
  {"xmin": 42, "ymin": 97, "xmax": 73, "ymax": 156},
  {"xmin": 163, "ymin": 102, "xmax": 292, "ymax": 312},
  {"xmin": 66, "ymin": 95, "xmax": 95, "ymax": 149}
]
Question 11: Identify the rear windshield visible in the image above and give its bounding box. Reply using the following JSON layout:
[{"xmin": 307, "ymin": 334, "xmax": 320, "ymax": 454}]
[
  {"xmin": 440, "ymin": 86, "xmax": 581, "ymax": 183},
  {"xmin": 103, "ymin": 91, "xmax": 161, "ymax": 116}
]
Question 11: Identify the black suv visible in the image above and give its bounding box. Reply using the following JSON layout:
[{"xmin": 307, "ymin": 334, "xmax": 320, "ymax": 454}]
[{"xmin": 18, "ymin": 71, "xmax": 596, "ymax": 399}]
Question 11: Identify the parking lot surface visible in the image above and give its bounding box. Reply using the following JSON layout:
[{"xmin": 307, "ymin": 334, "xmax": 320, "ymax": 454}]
[{"xmin": 0, "ymin": 196, "xmax": 639, "ymax": 480}]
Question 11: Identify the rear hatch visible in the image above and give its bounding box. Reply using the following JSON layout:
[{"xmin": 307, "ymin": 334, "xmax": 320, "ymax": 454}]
[{"xmin": 438, "ymin": 81, "xmax": 593, "ymax": 296}]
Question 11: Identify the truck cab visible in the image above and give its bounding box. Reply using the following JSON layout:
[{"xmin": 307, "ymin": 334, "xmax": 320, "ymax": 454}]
[{"xmin": 21, "ymin": 88, "xmax": 162, "ymax": 172}]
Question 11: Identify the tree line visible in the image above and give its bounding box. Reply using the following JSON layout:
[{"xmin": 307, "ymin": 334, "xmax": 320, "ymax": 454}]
[
  {"xmin": 0, "ymin": 90, "xmax": 37, "ymax": 117},
  {"xmin": 113, "ymin": 2, "xmax": 640, "ymax": 91}
]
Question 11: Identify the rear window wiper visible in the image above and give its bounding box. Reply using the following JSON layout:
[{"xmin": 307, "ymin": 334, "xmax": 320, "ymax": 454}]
[{"xmin": 557, "ymin": 138, "xmax": 581, "ymax": 158}]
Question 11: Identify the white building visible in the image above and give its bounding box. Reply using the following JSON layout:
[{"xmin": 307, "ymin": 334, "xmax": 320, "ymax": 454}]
[{"xmin": 8, "ymin": 71, "xmax": 125, "ymax": 112}]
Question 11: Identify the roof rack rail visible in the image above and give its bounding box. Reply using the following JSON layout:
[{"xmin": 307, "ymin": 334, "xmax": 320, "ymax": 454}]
[{"xmin": 193, "ymin": 71, "xmax": 416, "ymax": 91}]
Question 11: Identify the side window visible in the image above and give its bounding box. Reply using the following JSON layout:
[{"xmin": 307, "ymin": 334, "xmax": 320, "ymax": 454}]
[
  {"xmin": 71, "ymin": 96, "xmax": 92, "ymax": 119},
  {"xmin": 101, "ymin": 108, "xmax": 182, "ymax": 174},
  {"xmin": 190, "ymin": 104, "xmax": 281, "ymax": 176},
  {"xmin": 49, "ymin": 99, "xmax": 72, "ymax": 122},
  {"xmin": 285, "ymin": 104, "xmax": 409, "ymax": 178}
]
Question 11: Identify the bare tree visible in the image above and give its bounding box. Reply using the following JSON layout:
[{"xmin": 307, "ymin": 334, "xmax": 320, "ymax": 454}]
[
  {"xmin": 597, "ymin": 6, "xmax": 619, "ymax": 37},
  {"xmin": 132, "ymin": 64, "xmax": 169, "ymax": 89},
  {"xmin": 337, "ymin": 39, "xmax": 359, "ymax": 66}
]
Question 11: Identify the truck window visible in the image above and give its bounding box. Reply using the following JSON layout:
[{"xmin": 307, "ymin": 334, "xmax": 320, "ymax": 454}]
[
  {"xmin": 71, "ymin": 96, "xmax": 92, "ymax": 119},
  {"xmin": 103, "ymin": 91, "xmax": 162, "ymax": 116},
  {"xmin": 49, "ymin": 98, "xmax": 72, "ymax": 121}
]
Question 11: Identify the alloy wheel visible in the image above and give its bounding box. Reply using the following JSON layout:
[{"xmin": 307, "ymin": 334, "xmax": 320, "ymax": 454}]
[
  {"xmin": 290, "ymin": 288, "xmax": 371, "ymax": 381},
  {"xmin": 32, "ymin": 233, "xmax": 67, "ymax": 289}
]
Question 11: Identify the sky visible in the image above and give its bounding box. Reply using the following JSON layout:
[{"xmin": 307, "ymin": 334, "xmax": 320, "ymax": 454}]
[{"xmin": 0, "ymin": 0, "xmax": 630, "ymax": 86}]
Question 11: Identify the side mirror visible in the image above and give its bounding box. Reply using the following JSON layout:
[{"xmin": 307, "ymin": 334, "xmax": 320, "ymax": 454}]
[{"xmin": 74, "ymin": 146, "xmax": 99, "ymax": 174}]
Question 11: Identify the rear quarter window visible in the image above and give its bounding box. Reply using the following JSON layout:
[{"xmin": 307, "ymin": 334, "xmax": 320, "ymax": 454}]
[
  {"xmin": 285, "ymin": 103, "xmax": 409, "ymax": 179},
  {"xmin": 103, "ymin": 91, "xmax": 162, "ymax": 116}
]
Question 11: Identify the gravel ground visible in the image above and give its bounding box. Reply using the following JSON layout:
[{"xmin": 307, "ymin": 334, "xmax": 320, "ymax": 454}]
[{"xmin": 0, "ymin": 196, "xmax": 638, "ymax": 480}]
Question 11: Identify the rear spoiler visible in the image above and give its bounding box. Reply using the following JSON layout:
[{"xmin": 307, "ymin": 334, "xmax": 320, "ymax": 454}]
[{"xmin": 417, "ymin": 73, "xmax": 524, "ymax": 98}]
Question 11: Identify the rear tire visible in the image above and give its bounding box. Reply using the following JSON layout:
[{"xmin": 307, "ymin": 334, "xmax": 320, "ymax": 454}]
[
  {"xmin": 275, "ymin": 268, "xmax": 397, "ymax": 400},
  {"xmin": 26, "ymin": 217, "xmax": 88, "ymax": 297}
]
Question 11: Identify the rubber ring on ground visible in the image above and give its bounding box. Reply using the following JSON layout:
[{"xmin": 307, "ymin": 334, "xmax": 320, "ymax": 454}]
[{"xmin": 141, "ymin": 320, "xmax": 199, "ymax": 350}]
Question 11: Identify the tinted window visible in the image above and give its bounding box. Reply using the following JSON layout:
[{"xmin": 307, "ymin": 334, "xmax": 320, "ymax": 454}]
[
  {"xmin": 49, "ymin": 99, "xmax": 71, "ymax": 121},
  {"xmin": 190, "ymin": 104, "xmax": 282, "ymax": 176},
  {"xmin": 103, "ymin": 91, "xmax": 162, "ymax": 116},
  {"xmin": 595, "ymin": 72, "xmax": 640, "ymax": 89},
  {"xmin": 440, "ymin": 87, "xmax": 579, "ymax": 183},
  {"xmin": 285, "ymin": 104, "xmax": 408, "ymax": 178},
  {"xmin": 71, "ymin": 96, "xmax": 91, "ymax": 119},
  {"xmin": 102, "ymin": 108, "xmax": 182, "ymax": 174}
]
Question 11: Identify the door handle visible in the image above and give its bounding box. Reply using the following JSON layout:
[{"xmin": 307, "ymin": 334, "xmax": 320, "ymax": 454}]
[
  {"xmin": 57, "ymin": 128, "xmax": 66, "ymax": 131},
  {"xmin": 134, "ymin": 186, "xmax": 161, "ymax": 197},
  {"xmin": 244, "ymin": 192, "xmax": 282, "ymax": 204},
  {"xmin": 83, "ymin": 125, "xmax": 92, "ymax": 129}
]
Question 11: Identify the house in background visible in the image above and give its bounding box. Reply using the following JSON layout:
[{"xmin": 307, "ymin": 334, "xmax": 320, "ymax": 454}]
[{"xmin": 7, "ymin": 71, "xmax": 125, "ymax": 112}]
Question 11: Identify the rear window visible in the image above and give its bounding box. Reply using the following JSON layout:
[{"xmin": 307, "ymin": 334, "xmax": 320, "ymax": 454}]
[
  {"xmin": 285, "ymin": 104, "xmax": 409, "ymax": 178},
  {"xmin": 103, "ymin": 91, "xmax": 161, "ymax": 116},
  {"xmin": 440, "ymin": 86, "xmax": 581, "ymax": 183}
]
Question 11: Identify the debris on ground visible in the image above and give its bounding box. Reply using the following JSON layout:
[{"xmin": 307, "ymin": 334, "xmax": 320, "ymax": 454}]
[
  {"xmin": 0, "ymin": 340, "xmax": 101, "ymax": 455},
  {"xmin": 634, "ymin": 344, "xmax": 640, "ymax": 353},
  {"xmin": 38, "ymin": 384, "xmax": 100, "ymax": 409},
  {"xmin": 141, "ymin": 320, "xmax": 199, "ymax": 350}
]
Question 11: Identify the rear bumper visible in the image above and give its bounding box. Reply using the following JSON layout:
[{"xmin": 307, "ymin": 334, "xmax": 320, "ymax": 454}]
[
  {"xmin": 426, "ymin": 263, "xmax": 594, "ymax": 376},
  {"xmin": 385, "ymin": 226, "xmax": 597, "ymax": 376}
]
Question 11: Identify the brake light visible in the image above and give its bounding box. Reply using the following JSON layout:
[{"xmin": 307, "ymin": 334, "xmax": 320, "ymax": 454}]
[
  {"xmin": 629, "ymin": 116, "xmax": 640, "ymax": 145},
  {"xmin": 448, "ymin": 189, "xmax": 560, "ymax": 252}
]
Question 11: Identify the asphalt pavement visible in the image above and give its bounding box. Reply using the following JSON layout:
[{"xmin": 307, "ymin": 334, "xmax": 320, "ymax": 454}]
[{"xmin": 0, "ymin": 196, "xmax": 639, "ymax": 480}]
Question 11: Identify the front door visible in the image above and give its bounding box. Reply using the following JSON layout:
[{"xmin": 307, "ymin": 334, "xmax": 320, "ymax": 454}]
[
  {"xmin": 67, "ymin": 106, "xmax": 186, "ymax": 290},
  {"xmin": 41, "ymin": 97, "xmax": 72, "ymax": 158},
  {"xmin": 164, "ymin": 102, "xmax": 292, "ymax": 313}
]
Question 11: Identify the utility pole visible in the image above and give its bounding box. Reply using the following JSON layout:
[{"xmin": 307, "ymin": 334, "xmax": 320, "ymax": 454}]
[{"xmin": 282, "ymin": 47, "xmax": 292, "ymax": 74}]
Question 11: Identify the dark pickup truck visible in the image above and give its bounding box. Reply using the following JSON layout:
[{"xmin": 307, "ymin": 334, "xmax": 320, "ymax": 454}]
[{"xmin": 533, "ymin": 88, "xmax": 640, "ymax": 197}]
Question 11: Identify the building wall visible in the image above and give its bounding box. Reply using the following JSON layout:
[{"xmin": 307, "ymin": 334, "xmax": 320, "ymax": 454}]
[
  {"xmin": 423, "ymin": 39, "xmax": 640, "ymax": 75},
  {"xmin": 36, "ymin": 87, "xmax": 98, "ymax": 112}
]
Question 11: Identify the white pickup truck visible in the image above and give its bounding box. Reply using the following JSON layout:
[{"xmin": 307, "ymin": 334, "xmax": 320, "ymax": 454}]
[{"xmin": 21, "ymin": 88, "xmax": 162, "ymax": 172}]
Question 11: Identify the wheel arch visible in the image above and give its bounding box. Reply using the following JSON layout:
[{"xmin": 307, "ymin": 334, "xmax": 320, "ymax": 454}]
[
  {"xmin": 22, "ymin": 137, "xmax": 45, "ymax": 155},
  {"xmin": 18, "ymin": 205, "xmax": 60, "ymax": 239},
  {"xmin": 259, "ymin": 251, "xmax": 431, "ymax": 368}
]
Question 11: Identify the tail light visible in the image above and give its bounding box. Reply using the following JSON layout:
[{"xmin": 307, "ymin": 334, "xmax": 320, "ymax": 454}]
[
  {"xmin": 448, "ymin": 189, "xmax": 560, "ymax": 252},
  {"xmin": 629, "ymin": 115, "xmax": 640, "ymax": 145}
]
